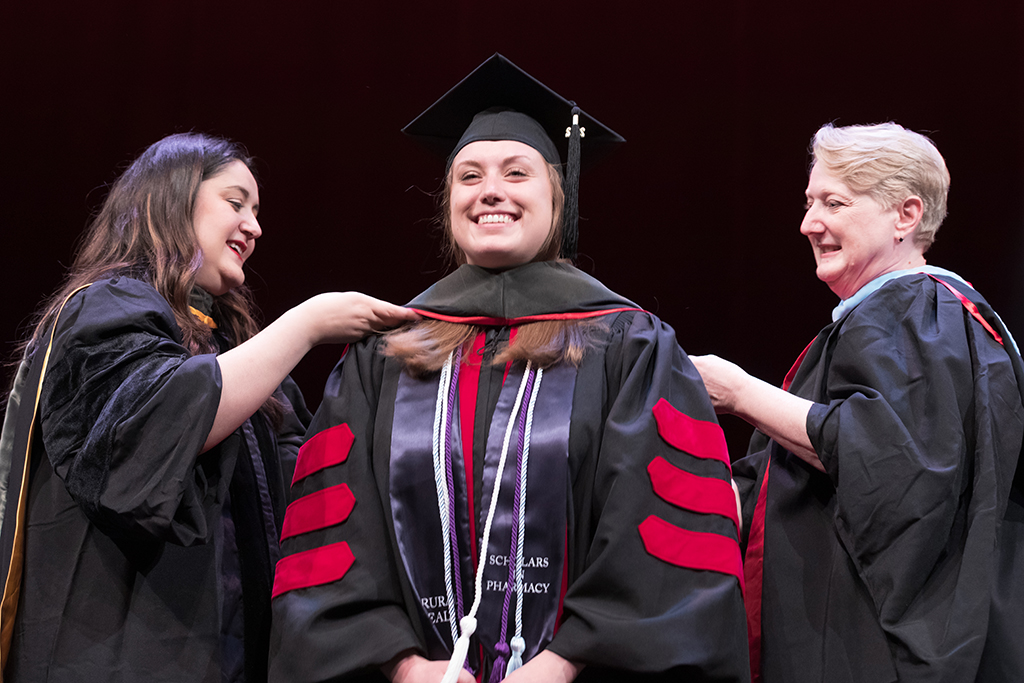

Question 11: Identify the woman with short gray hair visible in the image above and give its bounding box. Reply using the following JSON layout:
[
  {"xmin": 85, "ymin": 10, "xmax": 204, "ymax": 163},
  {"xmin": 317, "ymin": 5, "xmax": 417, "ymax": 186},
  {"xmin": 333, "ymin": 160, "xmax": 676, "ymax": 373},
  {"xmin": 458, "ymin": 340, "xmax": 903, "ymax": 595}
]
[{"xmin": 692, "ymin": 122, "xmax": 1024, "ymax": 683}]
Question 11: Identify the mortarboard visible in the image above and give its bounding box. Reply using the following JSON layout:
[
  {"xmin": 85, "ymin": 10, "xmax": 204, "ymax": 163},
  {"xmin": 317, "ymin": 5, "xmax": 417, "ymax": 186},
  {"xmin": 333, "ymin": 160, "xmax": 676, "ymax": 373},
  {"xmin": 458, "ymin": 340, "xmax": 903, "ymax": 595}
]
[{"xmin": 402, "ymin": 53, "xmax": 624, "ymax": 262}]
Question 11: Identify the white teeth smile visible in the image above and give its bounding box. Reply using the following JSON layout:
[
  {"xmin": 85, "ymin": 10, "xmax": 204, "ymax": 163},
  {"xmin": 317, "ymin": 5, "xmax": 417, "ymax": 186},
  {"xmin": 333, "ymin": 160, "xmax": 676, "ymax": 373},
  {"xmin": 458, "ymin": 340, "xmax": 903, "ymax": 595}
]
[
  {"xmin": 477, "ymin": 214, "xmax": 514, "ymax": 224},
  {"xmin": 229, "ymin": 243, "xmax": 243, "ymax": 255}
]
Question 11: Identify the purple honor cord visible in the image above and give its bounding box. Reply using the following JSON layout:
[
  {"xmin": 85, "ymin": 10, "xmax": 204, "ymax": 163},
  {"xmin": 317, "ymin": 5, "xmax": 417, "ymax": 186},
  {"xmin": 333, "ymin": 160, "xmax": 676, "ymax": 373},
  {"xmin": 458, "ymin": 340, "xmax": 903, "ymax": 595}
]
[{"xmin": 490, "ymin": 368, "xmax": 536, "ymax": 683}]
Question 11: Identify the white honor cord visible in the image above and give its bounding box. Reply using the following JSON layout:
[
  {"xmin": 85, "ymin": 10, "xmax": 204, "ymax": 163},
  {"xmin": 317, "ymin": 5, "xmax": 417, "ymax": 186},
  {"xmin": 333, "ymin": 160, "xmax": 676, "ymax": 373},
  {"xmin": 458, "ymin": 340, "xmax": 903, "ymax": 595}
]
[
  {"xmin": 506, "ymin": 367, "xmax": 543, "ymax": 676},
  {"xmin": 440, "ymin": 362, "xmax": 534, "ymax": 683},
  {"xmin": 432, "ymin": 352, "xmax": 460, "ymax": 647}
]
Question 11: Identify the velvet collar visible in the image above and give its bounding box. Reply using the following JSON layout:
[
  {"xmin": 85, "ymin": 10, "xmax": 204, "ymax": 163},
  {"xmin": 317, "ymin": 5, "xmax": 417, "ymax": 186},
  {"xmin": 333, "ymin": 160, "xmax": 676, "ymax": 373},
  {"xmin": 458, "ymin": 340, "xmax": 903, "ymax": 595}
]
[
  {"xmin": 189, "ymin": 286, "xmax": 215, "ymax": 317},
  {"xmin": 407, "ymin": 262, "xmax": 639, "ymax": 325}
]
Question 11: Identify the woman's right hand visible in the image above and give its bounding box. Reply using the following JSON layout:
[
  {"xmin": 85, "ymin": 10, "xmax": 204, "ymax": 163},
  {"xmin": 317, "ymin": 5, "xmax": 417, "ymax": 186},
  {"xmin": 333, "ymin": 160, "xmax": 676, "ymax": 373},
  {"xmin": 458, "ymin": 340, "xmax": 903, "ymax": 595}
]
[
  {"xmin": 382, "ymin": 653, "xmax": 475, "ymax": 683},
  {"xmin": 689, "ymin": 354, "xmax": 751, "ymax": 415},
  {"xmin": 296, "ymin": 292, "xmax": 419, "ymax": 347},
  {"xmin": 689, "ymin": 353, "xmax": 823, "ymax": 472}
]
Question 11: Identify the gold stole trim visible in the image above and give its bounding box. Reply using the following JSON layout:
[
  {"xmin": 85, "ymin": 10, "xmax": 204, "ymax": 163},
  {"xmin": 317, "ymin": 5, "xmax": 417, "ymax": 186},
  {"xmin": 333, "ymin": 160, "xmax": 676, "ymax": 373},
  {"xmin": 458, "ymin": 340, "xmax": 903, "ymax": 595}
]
[
  {"xmin": 1, "ymin": 284, "xmax": 92, "ymax": 676},
  {"xmin": 189, "ymin": 306, "xmax": 217, "ymax": 329}
]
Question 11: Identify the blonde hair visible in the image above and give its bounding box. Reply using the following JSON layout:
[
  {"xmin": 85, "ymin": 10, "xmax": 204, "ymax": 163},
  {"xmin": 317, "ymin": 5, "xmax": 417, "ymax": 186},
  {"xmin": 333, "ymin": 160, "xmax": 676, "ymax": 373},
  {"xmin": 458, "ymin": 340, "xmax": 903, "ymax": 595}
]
[{"xmin": 811, "ymin": 122, "xmax": 950, "ymax": 249}]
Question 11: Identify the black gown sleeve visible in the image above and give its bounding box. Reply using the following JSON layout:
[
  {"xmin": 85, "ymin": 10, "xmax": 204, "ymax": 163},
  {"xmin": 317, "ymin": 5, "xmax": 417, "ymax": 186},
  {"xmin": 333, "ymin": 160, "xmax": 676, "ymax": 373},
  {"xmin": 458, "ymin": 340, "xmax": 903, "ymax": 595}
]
[
  {"xmin": 731, "ymin": 432, "xmax": 769, "ymax": 550},
  {"xmin": 275, "ymin": 375, "xmax": 313, "ymax": 488},
  {"xmin": 549, "ymin": 311, "xmax": 750, "ymax": 682},
  {"xmin": 269, "ymin": 339, "xmax": 421, "ymax": 683},
  {"xmin": 38, "ymin": 277, "xmax": 227, "ymax": 546},
  {"xmin": 804, "ymin": 277, "xmax": 1024, "ymax": 677}
]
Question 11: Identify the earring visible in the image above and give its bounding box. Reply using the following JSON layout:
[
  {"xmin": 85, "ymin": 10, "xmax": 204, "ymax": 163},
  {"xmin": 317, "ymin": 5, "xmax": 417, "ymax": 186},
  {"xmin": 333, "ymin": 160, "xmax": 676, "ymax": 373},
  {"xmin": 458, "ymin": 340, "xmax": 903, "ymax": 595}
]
[{"xmin": 898, "ymin": 237, "xmax": 904, "ymax": 243}]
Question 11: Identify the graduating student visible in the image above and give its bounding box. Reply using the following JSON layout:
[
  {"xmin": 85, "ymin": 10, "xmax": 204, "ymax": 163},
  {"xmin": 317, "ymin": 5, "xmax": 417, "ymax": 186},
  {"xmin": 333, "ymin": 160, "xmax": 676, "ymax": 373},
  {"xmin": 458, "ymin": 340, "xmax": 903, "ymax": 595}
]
[
  {"xmin": 692, "ymin": 122, "xmax": 1024, "ymax": 683},
  {"xmin": 0, "ymin": 133, "xmax": 415, "ymax": 682},
  {"xmin": 270, "ymin": 55, "xmax": 749, "ymax": 683}
]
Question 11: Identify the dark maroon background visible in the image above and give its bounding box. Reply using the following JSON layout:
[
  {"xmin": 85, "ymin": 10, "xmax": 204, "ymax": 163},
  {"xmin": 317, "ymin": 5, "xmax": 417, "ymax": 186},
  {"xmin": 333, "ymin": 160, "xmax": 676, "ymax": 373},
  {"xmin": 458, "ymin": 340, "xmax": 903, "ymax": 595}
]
[{"xmin": 3, "ymin": 2, "xmax": 1022, "ymax": 455}]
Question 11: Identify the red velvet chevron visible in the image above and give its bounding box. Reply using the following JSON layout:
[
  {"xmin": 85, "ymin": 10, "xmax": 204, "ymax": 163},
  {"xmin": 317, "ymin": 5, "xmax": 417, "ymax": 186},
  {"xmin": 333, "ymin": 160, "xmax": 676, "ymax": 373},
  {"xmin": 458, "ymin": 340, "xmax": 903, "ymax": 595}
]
[
  {"xmin": 272, "ymin": 541, "xmax": 355, "ymax": 598},
  {"xmin": 647, "ymin": 456, "xmax": 739, "ymax": 532},
  {"xmin": 638, "ymin": 516, "xmax": 743, "ymax": 588},
  {"xmin": 293, "ymin": 423, "xmax": 354, "ymax": 484},
  {"xmin": 280, "ymin": 484, "xmax": 356, "ymax": 541},
  {"xmin": 652, "ymin": 398, "xmax": 730, "ymax": 470}
]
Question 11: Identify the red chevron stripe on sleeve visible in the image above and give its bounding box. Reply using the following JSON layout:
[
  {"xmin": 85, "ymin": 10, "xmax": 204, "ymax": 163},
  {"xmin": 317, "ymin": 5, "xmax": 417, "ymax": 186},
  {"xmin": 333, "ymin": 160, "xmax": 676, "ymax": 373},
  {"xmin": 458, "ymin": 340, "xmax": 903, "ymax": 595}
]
[
  {"xmin": 280, "ymin": 484, "xmax": 356, "ymax": 541},
  {"xmin": 652, "ymin": 398, "xmax": 731, "ymax": 470},
  {"xmin": 272, "ymin": 541, "xmax": 355, "ymax": 598},
  {"xmin": 293, "ymin": 423, "xmax": 355, "ymax": 484},
  {"xmin": 647, "ymin": 456, "xmax": 739, "ymax": 532},
  {"xmin": 638, "ymin": 515, "xmax": 743, "ymax": 589}
]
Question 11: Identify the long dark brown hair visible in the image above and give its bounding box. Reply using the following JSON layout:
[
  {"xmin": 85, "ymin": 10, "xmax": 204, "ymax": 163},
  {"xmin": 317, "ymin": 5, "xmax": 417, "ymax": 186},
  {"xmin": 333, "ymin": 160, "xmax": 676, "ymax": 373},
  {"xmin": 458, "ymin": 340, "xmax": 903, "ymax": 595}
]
[
  {"xmin": 24, "ymin": 133, "xmax": 260, "ymax": 354},
  {"xmin": 18, "ymin": 132, "xmax": 281, "ymax": 419}
]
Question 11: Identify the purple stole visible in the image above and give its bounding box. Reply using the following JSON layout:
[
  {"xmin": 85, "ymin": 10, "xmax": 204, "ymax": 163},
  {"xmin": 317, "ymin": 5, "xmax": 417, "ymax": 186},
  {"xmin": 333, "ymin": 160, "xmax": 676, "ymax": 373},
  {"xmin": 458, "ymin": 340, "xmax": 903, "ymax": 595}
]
[{"xmin": 389, "ymin": 360, "xmax": 576, "ymax": 676}]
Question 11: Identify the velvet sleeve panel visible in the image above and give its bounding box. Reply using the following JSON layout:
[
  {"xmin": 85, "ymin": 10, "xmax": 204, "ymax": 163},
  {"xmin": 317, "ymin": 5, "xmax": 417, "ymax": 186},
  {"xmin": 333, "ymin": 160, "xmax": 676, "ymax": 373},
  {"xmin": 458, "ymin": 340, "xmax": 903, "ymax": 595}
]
[
  {"xmin": 38, "ymin": 277, "xmax": 225, "ymax": 547},
  {"xmin": 548, "ymin": 311, "xmax": 750, "ymax": 682},
  {"xmin": 270, "ymin": 339, "xmax": 421, "ymax": 683},
  {"xmin": 804, "ymin": 275, "xmax": 1024, "ymax": 671}
]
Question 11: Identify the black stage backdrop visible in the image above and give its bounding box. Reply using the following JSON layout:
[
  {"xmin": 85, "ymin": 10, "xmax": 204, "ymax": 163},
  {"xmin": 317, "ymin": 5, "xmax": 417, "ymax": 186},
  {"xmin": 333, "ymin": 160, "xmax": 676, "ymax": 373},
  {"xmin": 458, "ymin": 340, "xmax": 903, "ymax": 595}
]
[{"xmin": 2, "ymin": 1, "xmax": 1022, "ymax": 457}]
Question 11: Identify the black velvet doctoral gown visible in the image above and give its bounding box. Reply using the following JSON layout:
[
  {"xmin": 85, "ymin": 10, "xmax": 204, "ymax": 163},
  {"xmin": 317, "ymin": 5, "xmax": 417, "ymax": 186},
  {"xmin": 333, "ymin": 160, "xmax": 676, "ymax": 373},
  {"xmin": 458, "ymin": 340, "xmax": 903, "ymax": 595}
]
[
  {"xmin": 736, "ymin": 273, "xmax": 1024, "ymax": 683},
  {"xmin": 270, "ymin": 262, "xmax": 750, "ymax": 683},
  {"xmin": 0, "ymin": 276, "xmax": 310, "ymax": 682}
]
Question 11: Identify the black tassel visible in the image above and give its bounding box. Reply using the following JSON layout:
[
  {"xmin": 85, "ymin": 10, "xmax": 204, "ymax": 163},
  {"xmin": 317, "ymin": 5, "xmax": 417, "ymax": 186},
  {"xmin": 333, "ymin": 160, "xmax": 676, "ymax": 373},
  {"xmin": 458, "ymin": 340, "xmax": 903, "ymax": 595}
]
[{"xmin": 562, "ymin": 104, "xmax": 582, "ymax": 262}]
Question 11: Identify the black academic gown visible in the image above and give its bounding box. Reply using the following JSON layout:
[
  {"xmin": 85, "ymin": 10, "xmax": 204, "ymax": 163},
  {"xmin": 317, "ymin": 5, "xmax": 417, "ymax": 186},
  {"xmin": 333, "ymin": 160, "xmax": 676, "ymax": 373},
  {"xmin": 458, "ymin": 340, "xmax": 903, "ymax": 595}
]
[
  {"xmin": 270, "ymin": 262, "xmax": 750, "ymax": 683},
  {"xmin": 0, "ymin": 276, "xmax": 310, "ymax": 683},
  {"xmin": 735, "ymin": 273, "xmax": 1024, "ymax": 683}
]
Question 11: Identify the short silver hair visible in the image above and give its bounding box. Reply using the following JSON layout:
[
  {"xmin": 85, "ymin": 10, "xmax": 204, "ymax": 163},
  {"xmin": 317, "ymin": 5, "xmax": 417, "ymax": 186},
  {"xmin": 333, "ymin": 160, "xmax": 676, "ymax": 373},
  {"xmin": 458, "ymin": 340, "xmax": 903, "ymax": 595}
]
[{"xmin": 811, "ymin": 122, "xmax": 950, "ymax": 250}]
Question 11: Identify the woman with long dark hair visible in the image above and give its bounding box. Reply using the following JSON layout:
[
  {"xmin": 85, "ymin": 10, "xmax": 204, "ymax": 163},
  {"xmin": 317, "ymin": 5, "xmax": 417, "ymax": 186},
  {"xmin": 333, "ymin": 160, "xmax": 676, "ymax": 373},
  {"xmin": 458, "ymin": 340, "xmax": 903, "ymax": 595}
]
[{"xmin": 0, "ymin": 132, "xmax": 415, "ymax": 682}]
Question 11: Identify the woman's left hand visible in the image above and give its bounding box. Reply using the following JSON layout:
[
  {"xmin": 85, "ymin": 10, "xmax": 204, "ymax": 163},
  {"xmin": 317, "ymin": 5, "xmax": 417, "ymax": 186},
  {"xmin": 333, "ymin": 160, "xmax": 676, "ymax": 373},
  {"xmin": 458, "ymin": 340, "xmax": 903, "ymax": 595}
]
[{"xmin": 502, "ymin": 651, "xmax": 583, "ymax": 683}]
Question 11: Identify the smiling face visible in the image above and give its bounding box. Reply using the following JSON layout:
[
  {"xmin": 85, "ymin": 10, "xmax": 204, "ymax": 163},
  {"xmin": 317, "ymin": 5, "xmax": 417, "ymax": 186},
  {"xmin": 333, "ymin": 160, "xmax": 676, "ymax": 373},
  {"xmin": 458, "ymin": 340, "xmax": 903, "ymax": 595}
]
[
  {"xmin": 448, "ymin": 140, "xmax": 556, "ymax": 270},
  {"xmin": 800, "ymin": 163, "xmax": 913, "ymax": 299},
  {"xmin": 193, "ymin": 160, "xmax": 261, "ymax": 296}
]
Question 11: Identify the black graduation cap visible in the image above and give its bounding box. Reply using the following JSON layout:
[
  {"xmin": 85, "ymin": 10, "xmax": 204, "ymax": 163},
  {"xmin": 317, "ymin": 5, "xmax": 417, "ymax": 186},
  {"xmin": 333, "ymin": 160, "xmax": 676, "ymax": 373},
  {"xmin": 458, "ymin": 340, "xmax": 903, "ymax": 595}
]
[{"xmin": 402, "ymin": 53, "xmax": 625, "ymax": 261}]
